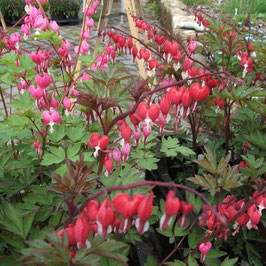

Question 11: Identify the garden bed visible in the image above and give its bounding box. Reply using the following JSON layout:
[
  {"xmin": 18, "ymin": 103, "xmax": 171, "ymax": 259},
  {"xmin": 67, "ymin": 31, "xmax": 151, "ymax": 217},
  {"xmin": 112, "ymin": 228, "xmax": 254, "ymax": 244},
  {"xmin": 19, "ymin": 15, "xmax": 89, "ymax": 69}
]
[{"xmin": 0, "ymin": 0, "xmax": 265, "ymax": 265}]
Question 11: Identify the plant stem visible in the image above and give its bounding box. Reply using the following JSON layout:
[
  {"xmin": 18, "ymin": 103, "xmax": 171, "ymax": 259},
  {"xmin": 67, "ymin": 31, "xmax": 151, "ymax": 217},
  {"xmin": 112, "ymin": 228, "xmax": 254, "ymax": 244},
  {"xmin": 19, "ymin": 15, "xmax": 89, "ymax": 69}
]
[
  {"xmin": 159, "ymin": 217, "xmax": 198, "ymax": 265},
  {"xmin": 0, "ymin": 87, "xmax": 8, "ymax": 118},
  {"xmin": 5, "ymin": 13, "xmax": 27, "ymax": 34},
  {"xmin": 188, "ymin": 114, "xmax": 197, "ymax": 154},
  {"xmin": 224, "ymin": 100, "xmax": 231, "ymax": 154}
]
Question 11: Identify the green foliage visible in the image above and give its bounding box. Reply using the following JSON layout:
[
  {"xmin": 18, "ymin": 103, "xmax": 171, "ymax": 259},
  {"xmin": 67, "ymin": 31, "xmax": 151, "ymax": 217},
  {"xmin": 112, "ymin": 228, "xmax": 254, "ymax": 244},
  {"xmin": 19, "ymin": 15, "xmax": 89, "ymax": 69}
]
[
  {"xmin": 0, "ymin": 199, "xmax": 35, "ymax": 239},
  {"xmin": 221, "ymin": 256, "xmax": 238, "ymax": 266},
  {"xmin": 0, "ymin": 0, "xmax": 25, "ymax": 19},
  {"xmin": 160, "ymin": 137, "xmax": 195, "ymax": 157},
  {"xmin": 180, "ymin": 0, "xmax": 211, "ymax": 6},
  {"xmin": 221, "ymin": 0, "xmax": 266, "ymax": 22},
  {"xmin": 32, "ymin": 30, "xmax": 62, "ymax": 46},
  {"xmin": 188, "ymin": 146, "xmax": 244, "ymax": 195}
]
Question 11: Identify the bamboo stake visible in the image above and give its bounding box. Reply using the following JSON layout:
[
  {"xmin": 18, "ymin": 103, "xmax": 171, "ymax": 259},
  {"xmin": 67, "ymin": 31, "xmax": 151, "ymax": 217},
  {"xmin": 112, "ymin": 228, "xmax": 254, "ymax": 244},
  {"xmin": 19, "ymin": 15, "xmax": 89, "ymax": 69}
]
[
  {"xmin": 0, "ymin": 10, "xmax": 7, "ymax": 30},
  {"xmin": 93, "ymin": 0, "xmax": 114, "ymax": 58},
  {"xmin": 124, "ymin": 0, "xmax": 146, "ymax": 79}
]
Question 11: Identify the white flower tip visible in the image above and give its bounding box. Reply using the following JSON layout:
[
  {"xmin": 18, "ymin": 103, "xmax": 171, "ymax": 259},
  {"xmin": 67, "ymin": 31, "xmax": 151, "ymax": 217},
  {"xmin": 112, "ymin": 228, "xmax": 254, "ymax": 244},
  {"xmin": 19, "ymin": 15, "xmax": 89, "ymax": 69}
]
[{"xmin": 160, "ymin": 213, "xmax": 166, "ymax": 230}]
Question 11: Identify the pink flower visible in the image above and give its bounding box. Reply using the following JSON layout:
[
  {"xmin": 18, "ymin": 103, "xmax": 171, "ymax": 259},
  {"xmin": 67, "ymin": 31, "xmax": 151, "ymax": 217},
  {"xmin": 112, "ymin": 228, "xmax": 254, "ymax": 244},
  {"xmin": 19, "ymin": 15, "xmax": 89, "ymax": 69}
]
[
  {"xmin": 63, "ymin": 97, "xmax": 71, "ymax": 111},
  {"xmin": 41, "ymin": 110, "xmax": 61, "ymax": 133},
  {"xmin": 21, "ymin": 24, "xmax": 30, "ymax": 37},
  {"xmin": 30, "ymin": 6, "xmax": 42, "ymax": 22},
  {"xmin": 83, "ymin": 30, "xmax": 91, "ymax": 40},
  {"xmin": 35, "ymin": 73, "xmax": 51, "ymax": 88},
  {"xmin": 92, "ymin": 1, "xmax": 99, "ymax": 9},
  {"xmin": 85, "ymin": 7, "xmax": 95, "ymax": 16},
  {"xmin": 182, "ymin": 56, "xmax": 193, "ymax": 71},
  {"xmin": 188, "ymin": 40, "xmax": 197, "ymax": 54},
  {"xmin": 18, "ymin": 80, "xmax": 28, "ymax": 93},
  {"xmin": 199, "ymin": 242, "xmax": 212, "ymax": 262},
  {"xmin": 71, "ymin": 89, "xmax": 79, "ymax": 97},
  {"xmin": 33, "ymin": 15, "xmax": 44, "ymax": 30},
  {"xmin": 112, "ymin": 147, "xmax": 121, "ymax": 165},
  {"xmin": 85, "ymin": 18, "xmax": 94, "ymax": 29},
  {"xmin": 50, "ymin": 96, "xmax": 59, "ymax": 109},
  {"xmin": 121, "ymin": 143, "xmax": 130, "ymax": 162},
  {"xmin": 50, "ymin": 20, "xmax": 59, "ymax": 32},
  {"xmin": 29, "ymin": 85, "xmax": 44, "ymax": 100},
  {"xmin": 82, "ymin": 72, "xmax": 90, "ymax": 81},
  {"xmin": 33, "ymin": 140, "xmax": 42, "ymax": 155},
  {"xmin": 133, "ymin": 129, "xmax": 141, "ymax": 146},
  {"xmin": 142, "ymin": 122, "xmax": 152, "ymax": 144}
]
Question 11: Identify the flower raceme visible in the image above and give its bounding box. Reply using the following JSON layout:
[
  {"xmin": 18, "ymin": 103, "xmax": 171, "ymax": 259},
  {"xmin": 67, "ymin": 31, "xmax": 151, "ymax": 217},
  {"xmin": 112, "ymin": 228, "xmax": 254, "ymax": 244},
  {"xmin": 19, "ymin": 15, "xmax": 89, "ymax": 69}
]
[
  {"xmin": 199, "ymin": 193, "xmax": 265, "ymax": 240},
  {"xmin": 57, "ymin": 190, "xmax": 195, "ymax": 251},
  {"xmin": 58, "ymin": 190, "xmax": 264, "ymax": 256}
]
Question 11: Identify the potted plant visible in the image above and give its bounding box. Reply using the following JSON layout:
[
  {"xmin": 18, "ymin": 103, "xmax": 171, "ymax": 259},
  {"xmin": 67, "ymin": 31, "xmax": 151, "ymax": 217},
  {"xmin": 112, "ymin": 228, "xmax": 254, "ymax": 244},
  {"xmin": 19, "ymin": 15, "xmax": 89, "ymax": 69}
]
[
  {"xmin": 49, "ymin": 0, "xmax": 81, "ymax": 24},
  {"xmin": 0, "ymin": 0, "xmax": 81, "ymax": 25},
  {"xmin": 0, "ymin": 0, "xmax": 25, "ymax": 25}
]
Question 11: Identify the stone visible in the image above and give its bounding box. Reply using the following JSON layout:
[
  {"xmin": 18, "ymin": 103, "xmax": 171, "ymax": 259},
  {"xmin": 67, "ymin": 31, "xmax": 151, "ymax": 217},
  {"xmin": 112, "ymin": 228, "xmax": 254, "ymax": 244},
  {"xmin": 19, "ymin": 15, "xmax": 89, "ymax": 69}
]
[{"xmin": 176, "ymin": 21, "xmax": 204, "ymax": 32}]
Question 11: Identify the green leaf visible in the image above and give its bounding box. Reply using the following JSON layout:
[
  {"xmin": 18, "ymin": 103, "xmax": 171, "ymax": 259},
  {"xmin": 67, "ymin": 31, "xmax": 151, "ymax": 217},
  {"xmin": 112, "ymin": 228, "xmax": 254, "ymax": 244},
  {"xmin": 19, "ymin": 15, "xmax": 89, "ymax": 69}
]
[
  {"xmin": 1, "ymin": 203, "xmax": 24, "ymax": 238},
  {"xmin": 221, "ymin": 256, "xmax": 238, "ymax": 266},
  {"xmin": 145, "ymin": 256, "xmax": 158, "ymax": 266},
  {"xmin": 246, "ymin": 99, "xmax": 266, "ymax": 116},
  {"xmin": 174, "ymin": 225, "xmax": 188, "ymax": 237},
  {"xmin": 175, "ymin": 146, "xmax": 196, "ymax": 157},
  {"xmin": 161, "ymin": 137, "xmax": 180, "ymax": 157},
  {"xmin": 18, "ymin": 54, "xmax": 35, "ymax": 71},
  {"xmin": 204, "ymin": 146, "xmax": 217, "ymax": 172},
  {"xmin": 32, "ymin": 30, "xmax": 62, "ymax": 46},
  {"xmin": 48, "ymin": 124, "xmax": 65, "ymax": 142},
  {"xmin": 165, "ymin": 260, "xmax": 186, "ymax": 266},
  {"xmin": 0, "ymin": 231, "xmax": 25, "ymax": 249},
  {"xmin": 205, "ymin": 250, "xmax": 227, "ymax": 259},
  {"xmin": 67, "ymin": 143, "xmax": 81, "ymax": 160},
  {"xmin": 1, "ymin": 72, "xmax": 15, "ymax": 85},
  {"xmin": 66, "ymin": 125, "xmax": 85, "ymax": 142},
  {"xmin": 188, "ymin": 231, "xmax": 197, "ymax": 249},
  {"xmin": 23, "ymin": 212, "xmax": 35, "ymax": 239},
  {"xmin": 8, "ymin": 91, "xmax": 35, "ymax": 110},
  {"xmin": 41, "ymin": 153, "xmax": 64, "ymax": 166},
  {"xmin": 188, "ymin": 255, "xmax": 199, "ymax": 266},
  {"xmin": 131, "ymin": 150, "xmax": 159, "ymax": 171}
]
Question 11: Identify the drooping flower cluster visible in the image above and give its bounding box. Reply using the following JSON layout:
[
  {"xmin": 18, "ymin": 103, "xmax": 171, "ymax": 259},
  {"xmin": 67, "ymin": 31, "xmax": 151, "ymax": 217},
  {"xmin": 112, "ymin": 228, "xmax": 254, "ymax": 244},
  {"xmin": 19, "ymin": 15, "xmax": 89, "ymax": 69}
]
[
  {"xmin": 57, "ymin": 190, "xmax": 194, "ymax": 257},
  {"xmin": 199, "ymin": 192, "xmax": 265, "ymax": 241}
]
